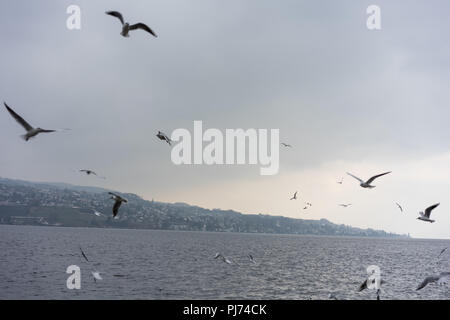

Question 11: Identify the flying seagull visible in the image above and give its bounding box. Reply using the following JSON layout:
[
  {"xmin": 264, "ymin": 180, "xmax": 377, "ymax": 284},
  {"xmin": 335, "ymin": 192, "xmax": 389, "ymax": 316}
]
[
  {"xmin": 79, "ymin": 169, "xmax": 106, "ymax": 179},
  {"xmin": 346, "ymin": 171, "xmax": 391, "ymax": 188},
  {"xmin": 156, "ymin": 131, "xmax": 172, "ymax": 145},
  {"xmin": 91, "ymin": 209, "xmax": 104, "ymax": 217},
  {"xmin": 92, "ymin": 271, "xmax": 103, "ymax": 282},
  {"xmin": 417, "ymin": 203, "xmax": 440, "ymax": 223},
  {"xmin": 395, "ymin": 202, "xmax": 403, "ymax": 213},
  {"xmin": 248, "ymin": 254, "xmax": 257, "ymax": 265},
  {"xmin": 337, "ymin": 177, "xmax": 344, "ymax": 185},
  {"xmin": 281, "ymin": 143, "xmax": 292, "ymax": 148},
  {"xmin": 214, "ymin": 253, "xmax": 233, "ymax": 265},
  {"xmin": 416, "ymin": 272, "xmax": 450, "ymax": 290},
  {"xmin": 105, "ymin": 11, "xmax": 157, "ymax": 38},
  {"xmin": 438, "ymin": 247, "xmax": 448, "ymax": 258},
  {"xmin": 108, "ymin": 192, "xmax": 128, "ymax": 218},
  {"xmin": 290, "ymin": 191, "xmax": 298, "ymax": 200},
  {"xmin": 339, "ymin": 203, "xmax": 352, "ymax": 208},
  {"xmin": 4, "ymin": 102, "xmax": 57, "ymax": 141},
  {"xmin": 80, "ymin": 169, "xmax": 97, "ymax": 176}
]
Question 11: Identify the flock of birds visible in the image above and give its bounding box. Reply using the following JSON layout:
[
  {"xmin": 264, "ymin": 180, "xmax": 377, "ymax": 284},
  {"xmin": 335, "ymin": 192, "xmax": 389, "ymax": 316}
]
[
  {"xmin": 282, "ymin": 144, "xmax": 449, "ymax": 298},
  {"xmin": 2, "ymin": 9, "xmax": 449, "ymax": 300}
]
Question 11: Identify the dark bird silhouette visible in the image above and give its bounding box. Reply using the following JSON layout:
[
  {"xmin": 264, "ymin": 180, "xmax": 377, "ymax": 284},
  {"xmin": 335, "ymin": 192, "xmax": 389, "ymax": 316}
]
[
  {"xmin": 106, "ymin": 11, "xmax": 157, "ymax": 37},
  {"xmin": 438, "ymin": 247, "xmax": 448, "ymax": 258},
  {"xmin": 108, "ymin": 192, "xmax": 128, "ymax": 217},
  {"xmin": 156, "ymin": 131, "xmax": 172, "ymax": 145}
]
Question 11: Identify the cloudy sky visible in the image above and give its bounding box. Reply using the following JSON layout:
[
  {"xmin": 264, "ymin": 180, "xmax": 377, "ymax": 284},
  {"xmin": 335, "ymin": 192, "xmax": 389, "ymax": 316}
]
[{"xmin": 1, "ymin": 0, "xmax": 450, "ymax": 239}]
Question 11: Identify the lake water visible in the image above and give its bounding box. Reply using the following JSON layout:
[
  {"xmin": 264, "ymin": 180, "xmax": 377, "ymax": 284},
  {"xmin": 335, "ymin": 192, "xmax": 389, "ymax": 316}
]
[{"xmin": 0, "ymin": 225, "xmax": 449, "ymax": 300}]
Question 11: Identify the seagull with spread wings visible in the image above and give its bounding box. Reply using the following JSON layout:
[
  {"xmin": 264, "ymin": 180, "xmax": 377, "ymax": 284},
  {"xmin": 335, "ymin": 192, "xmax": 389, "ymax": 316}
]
[
  {"xmin": 417, "ymin": 203, "xmax": 440, "ymax": 223},
  {"xmin": 214, "ymin": 253, "xmax": 233, "ymax": 265},
  {"xmin": 416, "ymin": 272, "xmax": 450, "ymax": 290},
  {"xmin": 79, "ymin": 169, "xmax": 106, "ymax": 179},
  {"xmin": 4, "ymin": 102, "xmax": 58, "ymax": 141},
  {"xmin": 346, "ymin": 171, "xmax": 391, "ymax": 189},
  {"xmin": 105, "ymin": 11, "xmax": 157, "ymax": 38},
  {"xmin": 108, "ymin": 192, "xmax": 128, "ymax": 218},
  {"xmin": 290, "ymin": 191, "xmax": 298, "ymax": 200},
  {"xmin": 281, "ymin": 142, "xmax": 292, "ymax": 148}
]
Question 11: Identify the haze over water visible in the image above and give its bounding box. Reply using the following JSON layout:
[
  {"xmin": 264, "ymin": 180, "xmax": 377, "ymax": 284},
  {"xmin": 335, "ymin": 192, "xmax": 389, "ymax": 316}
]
[{"xmin": 1, "ymin": 225, "xmax": 449, "ymax": 300}]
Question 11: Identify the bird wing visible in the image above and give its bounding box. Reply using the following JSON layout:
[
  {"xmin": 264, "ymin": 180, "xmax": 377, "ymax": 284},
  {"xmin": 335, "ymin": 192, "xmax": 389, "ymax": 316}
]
[
  {"xmin": 129, "ymin": 23, "xmax": 157, "ymax": 37},
  {"xmin": 4, "ymin": 102, "xmax": 34, "ymax": 131},
  {"xmin": 438, "ymin": 248, "xmax": 448, "ymax": 257},
  {"xmin": 416, "ymin": 276, "xmax": 439, "ymax": 290},
  {"xmin": 424, "ymin": 203, "xmax": 440, "ymax": 218},
  {"xmin": 396, "ymin": 203, "xmax": 403, "ymax": 212},
  {"xmin": 365, "ymin": 171, "xmax": 391, "ymax": 184},
  {"xmin": 79, "ymin": 247, "xmax": 89, "ymax": 262},
  {"xmin": 92, "ymin": 271, "xmax": 103, "ymax": 281},
  {"xmin": 108, "ymin": 191, "xmax": 120, "ymax": 198},
  {"xmin": 40, "ymin": 129, "xmax": 56, "ymax": 133},
  {"xmin": 105, "ymin": 11, "xmax": 124, "ymax": 25},
  {"xmin": 346, "ymin": 172, "xmax": 364, "ymax": 183},
  {"xmin": 112, "ymin": 200, "xmax": 123, "ymax": 217},
  {"xmin": 357, "ymin": 279, "xmax": 368, "ymax": 292}
]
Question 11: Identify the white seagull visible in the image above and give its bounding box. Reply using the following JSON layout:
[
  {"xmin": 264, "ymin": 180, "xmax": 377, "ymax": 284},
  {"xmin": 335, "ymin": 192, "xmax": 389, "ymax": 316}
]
[
  {"xmin": 105, "ymin": 11, "xmax": 157, "ymax": 38},
  {"xmin": 92, "ymin": 271, "xmax": 103, "ymax": 282},
  {"xmin": 248, "ymin": 254, "xmax": 257, "ymax": 265},
  {"xmin": 156, "ymin": 131, "xmax": 172, "ymax": 146},
  {"xmin": 395, "ymin": 202, "xmax": 403, "ymax": 213},
  {"xmin": 346, "ymin": 171, "xmax": 391, "ymax": 189},
  {"xmin": 337, "ymin": 177, "xmax": 344, "ymax": 185},
  {"xmin": 4, "ymin": 102, "xmax": 58, "ymax": 141},
  {"xmin": 416, "ymin": 272, "xmax": 450, "ymax": 290},
  {"xmin": 290, "ymin": 191, "xmax": 298, "ymax": 200},
  {"xmin": 339, "ymin": 203, "xmax": 352, "ymax": 208},
  {"xmin": 417, "ymin": 203, "xmax": 440, "ymax": 223},
  {"xmin": 108, "ymin": 192, "xmax": 128, "ymax": 218},
  {"xmin": 281, "ymin": 143, "xmax": 292, "ymax": 148},
  {"xmin": 214, "ymin": 253, "xmax": 233, "ymax": 265}
]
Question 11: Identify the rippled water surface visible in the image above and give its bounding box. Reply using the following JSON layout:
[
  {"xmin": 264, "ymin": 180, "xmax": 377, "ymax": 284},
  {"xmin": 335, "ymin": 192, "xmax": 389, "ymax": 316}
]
[{"xmin": 1, "ymin": 225, "xmax": 449, "ymax": 299}]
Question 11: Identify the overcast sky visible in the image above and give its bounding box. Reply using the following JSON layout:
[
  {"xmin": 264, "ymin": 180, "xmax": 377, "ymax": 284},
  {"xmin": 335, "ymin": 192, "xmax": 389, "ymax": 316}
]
[{"xmin": 1, "ymin": 0, "xmax": 450, "ymax": 239}]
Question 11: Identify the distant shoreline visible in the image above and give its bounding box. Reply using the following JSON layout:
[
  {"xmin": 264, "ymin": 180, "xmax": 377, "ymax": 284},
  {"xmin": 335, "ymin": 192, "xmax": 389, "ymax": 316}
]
[{"xmin": 0, "ymin": 223, "xmax": 416, "ymax": 240}]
